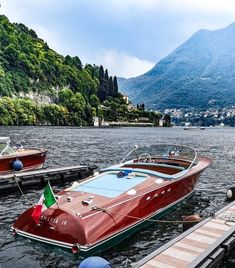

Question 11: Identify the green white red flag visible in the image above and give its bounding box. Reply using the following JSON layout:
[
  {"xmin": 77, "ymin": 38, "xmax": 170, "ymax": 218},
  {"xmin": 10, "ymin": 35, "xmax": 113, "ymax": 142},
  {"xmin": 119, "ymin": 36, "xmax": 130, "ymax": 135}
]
[{"xmin": 31, "ymin": 181, "xmax": 56, "ymax": 224}]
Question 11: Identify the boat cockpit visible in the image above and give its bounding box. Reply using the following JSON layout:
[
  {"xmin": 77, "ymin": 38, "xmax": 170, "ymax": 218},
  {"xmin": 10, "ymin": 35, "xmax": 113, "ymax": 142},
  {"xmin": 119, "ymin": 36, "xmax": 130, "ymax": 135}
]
[
  {"xmin": 66, "ymin": 145, "xmax": 198, "ymax": 199},
  {"xmin": 102, "ymin": 144, "xmax": 197, "ymax": 179}
]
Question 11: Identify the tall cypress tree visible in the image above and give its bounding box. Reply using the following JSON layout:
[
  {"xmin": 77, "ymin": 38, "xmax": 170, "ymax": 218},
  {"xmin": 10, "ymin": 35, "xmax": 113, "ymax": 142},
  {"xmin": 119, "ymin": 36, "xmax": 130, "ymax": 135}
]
[
  {"xmin": 98, "ymin": 66, "xmax": 108, "ymax": 102},
  {"xmin": 108, "ymin": 76, "xmax": 114, "ymax": 97},
  {"xmin": 105, "ymin": 69, "xmax": 109, "ymax": 80},
  {"xmin": 104, "ymin": 69, "xmax": 109, "ymax": 95},
  {"xmin": 113, "ymin": 76, "xmax": 118, "ymax": 97},
  {"xmin": 99, "ymin": 65, "xmax": 104, "ymax": 81},
  {"xmin": 98, "ymin": 83, "xmax": 108, "ymax": 102}
]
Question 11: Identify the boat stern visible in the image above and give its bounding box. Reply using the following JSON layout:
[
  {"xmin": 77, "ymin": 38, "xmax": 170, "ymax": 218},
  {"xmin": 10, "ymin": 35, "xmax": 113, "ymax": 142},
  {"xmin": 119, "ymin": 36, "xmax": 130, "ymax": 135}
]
[{"xmin": 12, "ymin": 205, "xmax": 87, "ymax": 253}]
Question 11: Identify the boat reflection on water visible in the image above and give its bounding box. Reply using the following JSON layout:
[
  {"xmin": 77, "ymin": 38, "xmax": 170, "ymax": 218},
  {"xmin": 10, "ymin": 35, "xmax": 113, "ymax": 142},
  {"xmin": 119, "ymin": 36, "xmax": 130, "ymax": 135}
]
[{"xmin": 12, "ymin": 144, "xmax": 211, "ymax": 255}]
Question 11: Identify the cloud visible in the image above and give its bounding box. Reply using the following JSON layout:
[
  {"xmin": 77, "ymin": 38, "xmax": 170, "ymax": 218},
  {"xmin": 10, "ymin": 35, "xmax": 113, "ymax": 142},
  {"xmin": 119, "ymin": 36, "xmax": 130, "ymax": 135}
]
[
  {"xmin": 1, "ymin": 0, "xmax": 235, "ymax": 79},
  {"xmin": 83, "ymin": 50, "xmax": 155, "ymax": 78},
  {"xmin": 173, "ymin": 0, "xmax": 235, "ymax": 15},
  {"xmin": 2, "ymin": 0, "xmax": 235, "ymax": 21},
  {"xmin": 104, "ymin": 0, "xmax": 235, "ymax": 15}
]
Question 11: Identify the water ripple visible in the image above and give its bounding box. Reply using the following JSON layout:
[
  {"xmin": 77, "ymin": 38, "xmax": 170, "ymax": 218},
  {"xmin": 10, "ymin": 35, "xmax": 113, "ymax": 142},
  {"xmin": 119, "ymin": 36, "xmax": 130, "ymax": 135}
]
[{"xmin": 0, "ymin": 126, "xmax": 234, "ymax": 267}]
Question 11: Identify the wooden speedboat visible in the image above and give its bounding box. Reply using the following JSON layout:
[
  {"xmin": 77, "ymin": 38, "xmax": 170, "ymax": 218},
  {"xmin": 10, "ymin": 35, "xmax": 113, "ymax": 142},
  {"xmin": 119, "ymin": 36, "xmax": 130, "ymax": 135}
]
[
  {"xmin": 0, "ymin": 137, "xmax": 47, "ymax": 174},
  {"xmin": 12, "ymin": 144, "xmax": 211, "ymax": 255}
]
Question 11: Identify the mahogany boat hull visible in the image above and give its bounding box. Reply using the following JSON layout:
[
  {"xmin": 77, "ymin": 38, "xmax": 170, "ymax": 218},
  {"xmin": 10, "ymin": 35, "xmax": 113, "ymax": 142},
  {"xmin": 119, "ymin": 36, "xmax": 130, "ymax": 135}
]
[
  {"xmin": 13, "ymin": 192, "xmax": 192, "ymax": 255},
  {"xmin": 12, "ymin": 155, "xmax": 210, "ymax": 255},
  {"xmin": 0, "ymin": 149, "xmax": 47, "ymax": 174}
]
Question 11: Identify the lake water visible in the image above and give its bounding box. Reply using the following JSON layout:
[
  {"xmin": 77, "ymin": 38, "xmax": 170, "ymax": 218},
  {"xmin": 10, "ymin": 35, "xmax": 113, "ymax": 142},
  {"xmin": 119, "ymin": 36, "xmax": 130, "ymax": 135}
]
[{"xmin": 0, "ymin": 126, "xmax": 235, "ymax": 268}]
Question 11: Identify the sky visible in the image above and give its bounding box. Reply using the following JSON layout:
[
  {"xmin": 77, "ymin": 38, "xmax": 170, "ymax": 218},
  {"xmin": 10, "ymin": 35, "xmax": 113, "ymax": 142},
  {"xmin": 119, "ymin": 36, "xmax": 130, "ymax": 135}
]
[{"xmin": 1, "ymin": 0, "xmax": 235, "ymax": 78}]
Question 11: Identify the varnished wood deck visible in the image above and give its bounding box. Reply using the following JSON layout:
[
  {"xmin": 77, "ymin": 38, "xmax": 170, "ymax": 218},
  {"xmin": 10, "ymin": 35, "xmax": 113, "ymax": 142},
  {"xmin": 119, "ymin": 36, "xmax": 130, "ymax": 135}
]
[{"xmin": 135, "ymin": 201, "xmax": 235, "ymax": 268}]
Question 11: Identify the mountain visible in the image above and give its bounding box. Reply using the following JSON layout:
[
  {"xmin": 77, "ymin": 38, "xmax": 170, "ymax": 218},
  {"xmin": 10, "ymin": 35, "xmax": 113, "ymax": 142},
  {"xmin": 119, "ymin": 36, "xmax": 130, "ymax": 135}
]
[{"xmin": 118, "ymin": 23, "xmax": 235, "ymax": 109}]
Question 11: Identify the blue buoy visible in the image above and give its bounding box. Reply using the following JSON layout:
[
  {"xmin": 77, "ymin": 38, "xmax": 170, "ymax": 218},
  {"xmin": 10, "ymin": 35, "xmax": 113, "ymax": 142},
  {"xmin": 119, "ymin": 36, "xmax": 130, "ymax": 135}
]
[
  {"xmin": 12, "ymin": 159, "xmax": 23, "ymax": 171},
  {"xmin": 79, "ymin": 256, "xmax": 111, "ymax": 268}
]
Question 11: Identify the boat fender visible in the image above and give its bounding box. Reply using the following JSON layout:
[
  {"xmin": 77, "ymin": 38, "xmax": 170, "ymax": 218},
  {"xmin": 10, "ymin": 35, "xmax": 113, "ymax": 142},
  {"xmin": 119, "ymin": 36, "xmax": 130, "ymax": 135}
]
[
  {"xmin": 182, "ymin": 214, "xmax": 201, "ymax": 231},
  {"xmin": 226, "ymin": 187, "xmax": 235, "ymax": 201},
  {"xmin": 79, "ymin": 256, "xmax": 112, "ymax": 267},
  {"xmin": 12, "ymin": 159, "xmax": 23, "ymax": 171}
]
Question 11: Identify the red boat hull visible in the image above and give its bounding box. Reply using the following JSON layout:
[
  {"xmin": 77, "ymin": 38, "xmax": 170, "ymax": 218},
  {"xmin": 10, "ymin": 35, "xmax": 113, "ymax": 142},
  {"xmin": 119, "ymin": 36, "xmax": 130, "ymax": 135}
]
[
  {"xmin": 13, "ymin": 156, "xmax": 211, "ymax": 254},
  {"xmin": 0, "ymin": 149, "xmax": 47, "ymax": 174}
]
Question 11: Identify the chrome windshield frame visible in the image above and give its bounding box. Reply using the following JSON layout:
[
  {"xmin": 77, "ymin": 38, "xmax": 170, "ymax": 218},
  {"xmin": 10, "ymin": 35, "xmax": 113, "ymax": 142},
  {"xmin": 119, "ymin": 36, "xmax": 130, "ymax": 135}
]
[
  {"xmin": 121, "ymin": 144, "xmax": 198, "ymax": 170},
  {"xmin": 0, "ymin": 137, "xmax": 16, "ymax": 156}
]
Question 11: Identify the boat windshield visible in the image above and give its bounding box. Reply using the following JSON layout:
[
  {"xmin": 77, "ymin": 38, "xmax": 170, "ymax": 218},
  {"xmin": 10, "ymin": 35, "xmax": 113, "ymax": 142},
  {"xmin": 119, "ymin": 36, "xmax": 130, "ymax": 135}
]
[
  {"xmin": 0, "ymin": 138, "xmax": 16, "ymax": 156},
  {"xmin": 121, "ymin": 144, "xmax": 197, "ymax": 167}
]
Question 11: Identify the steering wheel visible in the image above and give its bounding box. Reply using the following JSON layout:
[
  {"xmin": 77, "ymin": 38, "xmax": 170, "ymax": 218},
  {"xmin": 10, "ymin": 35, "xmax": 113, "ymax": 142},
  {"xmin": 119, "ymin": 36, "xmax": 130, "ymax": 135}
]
[{"xmin": 138, "ymin": 153, "xmax": 152, "ymax": 163}]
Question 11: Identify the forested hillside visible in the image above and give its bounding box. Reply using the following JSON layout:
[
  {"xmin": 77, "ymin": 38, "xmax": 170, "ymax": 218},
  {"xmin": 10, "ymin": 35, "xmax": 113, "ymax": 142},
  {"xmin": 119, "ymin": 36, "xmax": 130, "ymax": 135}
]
[
  {"xmin": 0, "ymin": 15, "xmax": 167, "ymax": 126},
  {"xmin": 0, "ymin": 15, "xmax": 124, "ymax": 125}
]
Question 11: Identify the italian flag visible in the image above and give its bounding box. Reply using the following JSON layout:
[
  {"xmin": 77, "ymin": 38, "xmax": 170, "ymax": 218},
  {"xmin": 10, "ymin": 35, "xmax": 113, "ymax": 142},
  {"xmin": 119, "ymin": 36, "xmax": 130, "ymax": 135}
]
[{"xmin": 31, "ymin": 181, "xmax": 57, "ymax": 224}]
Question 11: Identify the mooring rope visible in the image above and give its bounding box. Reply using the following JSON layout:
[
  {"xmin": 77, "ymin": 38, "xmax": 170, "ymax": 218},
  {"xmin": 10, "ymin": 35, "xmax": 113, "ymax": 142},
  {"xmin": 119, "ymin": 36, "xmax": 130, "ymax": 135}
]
[
  {"xmin": 91, "ymin": 206, "xmax": 201, "ymax": 224},
  {"xmin": 13, "ymin": 175, "xmax": 33, "ymax": 205},
  {"xmin": 11, "ymin": 175, "xmax": 202, "ymax": 225}
]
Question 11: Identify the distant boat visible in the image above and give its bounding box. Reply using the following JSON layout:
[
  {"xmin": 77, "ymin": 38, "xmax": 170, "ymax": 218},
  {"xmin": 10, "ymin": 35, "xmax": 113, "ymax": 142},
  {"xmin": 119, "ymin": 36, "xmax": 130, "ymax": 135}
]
[
  {"xmin": 0, "ymin": 137, "xmax": 47, "ymax": 174},
  {"xmin": 184, "ymin": 126, "xmax": 205, "ymax": 131},
  {"xmin": 12, "ymin": 144, "xmax": 211, "ymax": 255}
]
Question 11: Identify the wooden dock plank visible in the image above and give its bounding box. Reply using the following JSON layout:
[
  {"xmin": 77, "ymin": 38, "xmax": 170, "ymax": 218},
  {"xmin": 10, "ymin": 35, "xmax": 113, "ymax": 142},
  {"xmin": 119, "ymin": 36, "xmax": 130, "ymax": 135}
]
[
  {"xmin": 0, "ymin": 164, "xmax": 97, "ymax": 194},
  {"xmin": 199, "ymin": 226, "xmax": 225, "ymax": 235},
  {"xmin": 153, "ymin": 253, "xmax": 190, "ymax": 267},
  {"xmin": 143, "ymin": 260, "xmax": 176, "ymax": 268},
  {"xmin": 163, "ymin": 246, "xmax": 198, "ymax": 261},
  {"xmin": 204, "ymin": 221, "xmax": 230, "ymax": 231},
  {"xmin": 0, "ymin": 165, "xmax": 92, "ymax": 179},
  {"xmin": 174, "ymin": 242, "xmax": 204, "ymax": 253},
  {"xmin": 142, "ymin": 260, "xmax": 176, "ymax": 268},
  {"xmin": 172, "ymin": 244, "xmax": 202, "ymax": 255},
  {"xmin": 187, "ymin": 232, "xmax": 217, "ymax": 244},
  {"xmin": 194, "ymin": 228, "xmax": 222, "ymax": 238},
  {"xmin": 136, "ymin": 200, "xmax": 235, "ymax": 268},
  {"xmin": 179, "ymin": 238, "xmax": 209, "ymax": 250}
]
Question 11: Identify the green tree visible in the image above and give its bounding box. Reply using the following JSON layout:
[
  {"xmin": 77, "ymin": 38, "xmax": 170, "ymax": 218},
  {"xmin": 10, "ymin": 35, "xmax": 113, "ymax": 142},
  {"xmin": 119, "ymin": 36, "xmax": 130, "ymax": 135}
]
[
  {"xmin": 108, "ymin": 77, "xmax": 114, "ymax": 97},
  {"xmin": 113, "ymin": 76, "xmax": 118, "ymax": 97},
  {"xmin": 163, "ymin": 114, "xmax": 171, "ymax": 127},
  {"xmin": 90, "ymin": 94, "xmax": 100, "ymax": 110}
]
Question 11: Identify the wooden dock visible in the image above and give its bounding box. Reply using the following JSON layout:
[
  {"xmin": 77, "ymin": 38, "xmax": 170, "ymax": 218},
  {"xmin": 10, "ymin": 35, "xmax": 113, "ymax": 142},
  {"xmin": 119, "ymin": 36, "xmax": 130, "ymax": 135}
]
[
  {"xmin": 135, "ymin": 201, "xmax": 235, "ymax": 268},
  {"xmin": 0, "ymin": 164, "xmax": 97, "ymax": 194}
]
